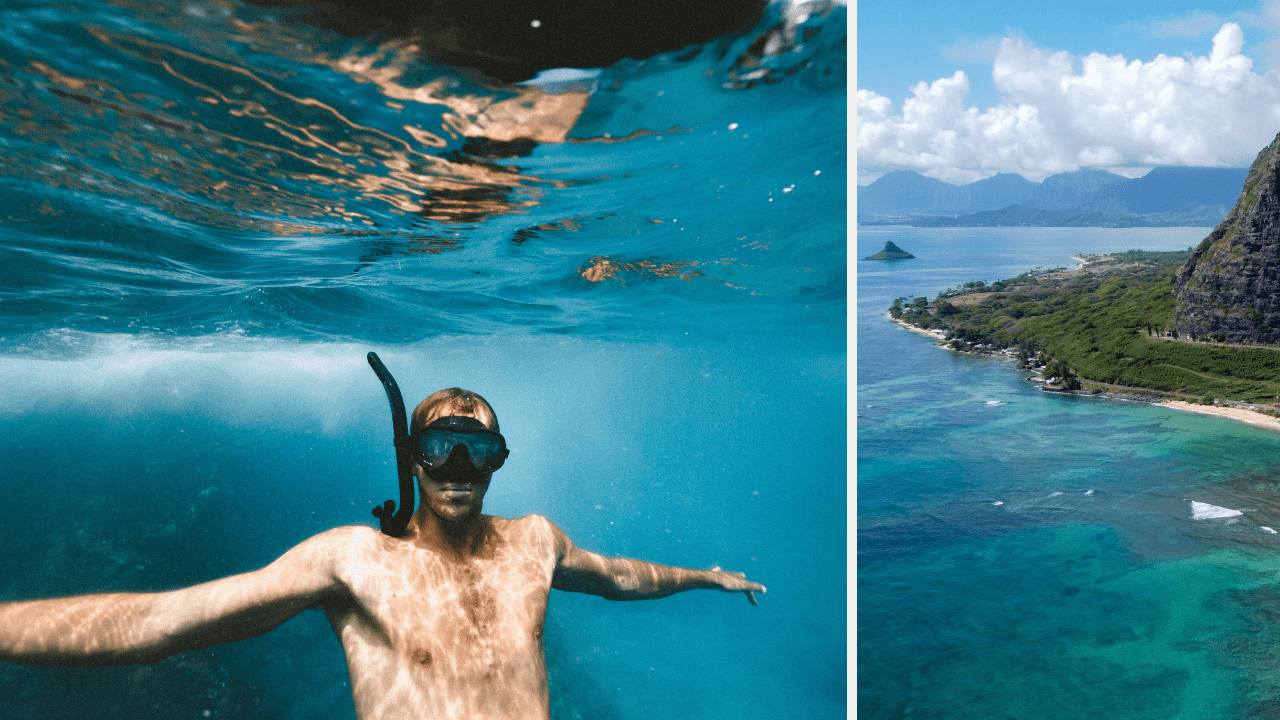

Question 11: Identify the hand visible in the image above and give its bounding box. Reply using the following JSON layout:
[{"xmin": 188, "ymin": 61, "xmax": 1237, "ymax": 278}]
[{"xmin": 710, "ymin": 566, "xmax": 766, "ymax": 606}]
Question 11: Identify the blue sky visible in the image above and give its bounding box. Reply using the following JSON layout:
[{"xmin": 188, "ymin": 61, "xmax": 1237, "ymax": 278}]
[{"xmin": 856, "ymin": 1, "xmax": 1280, "ymax": 184}]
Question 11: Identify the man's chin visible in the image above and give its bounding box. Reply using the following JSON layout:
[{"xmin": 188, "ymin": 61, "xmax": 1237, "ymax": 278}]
[{"xmin": 433, "ymin": 503, "xmax": 481, "ymax": 524}]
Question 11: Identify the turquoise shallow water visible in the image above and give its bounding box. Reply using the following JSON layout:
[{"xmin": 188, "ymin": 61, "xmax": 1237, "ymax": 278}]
[
  {"xmin": 858, "ymin": 226, "xmax": 1280, "ymax": 719},
  {"xmin": 0, "ymin": 1, "xmax": 847, "ymax": 718}
]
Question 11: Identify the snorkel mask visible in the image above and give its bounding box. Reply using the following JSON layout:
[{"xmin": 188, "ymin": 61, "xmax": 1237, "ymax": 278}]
[
  {"xmin": 414, "ymin": 415, "xmax": 509, "ymax": 475},
  {"xmin": 365, "ymin": 352, "xmax": 509, "ymax": 536}
]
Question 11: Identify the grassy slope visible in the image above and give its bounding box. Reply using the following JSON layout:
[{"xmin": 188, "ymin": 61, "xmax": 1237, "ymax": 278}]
[{"xmin": 890, "ymin": 251, "xmax": 1280, "ymax": 405}]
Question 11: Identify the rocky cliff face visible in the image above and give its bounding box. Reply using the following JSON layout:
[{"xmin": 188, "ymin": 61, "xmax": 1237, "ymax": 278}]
[{"xmin": 1175, "ymin": 133, "xmax": 1280, "ymax": 343}]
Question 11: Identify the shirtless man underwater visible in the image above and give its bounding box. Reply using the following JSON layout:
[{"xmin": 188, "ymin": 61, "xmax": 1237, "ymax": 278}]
[{"xmin": 0, "ymin": 354, "xmax": 765, "ymax": 719}]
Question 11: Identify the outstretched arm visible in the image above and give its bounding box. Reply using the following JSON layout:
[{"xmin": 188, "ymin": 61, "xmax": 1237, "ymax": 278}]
[
  {"xmin": 0, "ymin": 529, "xmax": 349, "ymax": 666},
  {"xmin": 548, "ymin": 521, "xmax": 765, "ymax": 605}
]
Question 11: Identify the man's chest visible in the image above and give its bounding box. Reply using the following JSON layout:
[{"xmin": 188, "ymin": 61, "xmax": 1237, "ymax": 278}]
[{"xmin": 346, "ymin": 540, "xmax": 556, "ymax": 669}]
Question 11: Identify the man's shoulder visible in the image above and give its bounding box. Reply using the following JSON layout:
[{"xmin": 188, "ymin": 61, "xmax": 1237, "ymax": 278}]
[
  {"xmin": 492, "ymin": 513, "xmax": 555, "ymax": 530},
  {"xmin": 488, "ymin": 514, "xmax": 560, "ymax": 544},
  {"xmin": 494, "ymin": 513, "xmax": 552, "ymax": 525},
  {"xmin": 290, "ymin": 524, "xmax": 387, "ymax": 557},
  {"xmin": 311, "ymin": 523, "xmax": 385, "ymax": 542}
]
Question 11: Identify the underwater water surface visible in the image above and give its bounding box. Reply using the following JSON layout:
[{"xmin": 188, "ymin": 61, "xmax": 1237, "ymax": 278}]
[
  {"xmin": 0, "ymin": 1, "xmax": 848, "ymax": 718},
  {"xmin": 857, "ymin": 226, "xmax": 1280, "ymax": 719}
]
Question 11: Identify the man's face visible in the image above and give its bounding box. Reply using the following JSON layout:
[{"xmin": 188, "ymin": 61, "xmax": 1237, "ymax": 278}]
[{"xmin": 414, "ymin": 407, "xmax": 496, "ymax": 525}]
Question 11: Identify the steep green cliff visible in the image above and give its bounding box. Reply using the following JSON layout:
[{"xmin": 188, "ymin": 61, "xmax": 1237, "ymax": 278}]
[{"xmin": 1175, "ymin": 133, "xmax": 1280, "ymax": 343}]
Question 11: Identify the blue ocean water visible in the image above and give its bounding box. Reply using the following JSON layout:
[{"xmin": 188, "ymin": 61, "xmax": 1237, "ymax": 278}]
[
  {"xmin": 0, "ymin": 1, "xmax": 847, "ymax": 718},
  {"xmin": 858, "ymin": 226, "xmax": 1280, "ymax": 719}
]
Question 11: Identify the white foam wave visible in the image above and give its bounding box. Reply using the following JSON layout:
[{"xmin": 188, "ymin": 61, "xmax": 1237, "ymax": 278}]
[{"xmin": 1190, "ymin": 501, "xmax": 1244, "ymax": 520}]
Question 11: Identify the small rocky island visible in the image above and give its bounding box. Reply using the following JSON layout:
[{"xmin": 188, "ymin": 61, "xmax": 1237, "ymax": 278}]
[{"xmin": 865, "ymin": 241, "xmax": 915, "ymax": 260}]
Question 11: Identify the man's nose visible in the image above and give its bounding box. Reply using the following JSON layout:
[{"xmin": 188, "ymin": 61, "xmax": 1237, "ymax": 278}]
[
  {"xmin": 446, "ymin": 443, "xmax": 473, "ymax": 465},
  {"xmin": 437, "ymin": 443, "xmax": 482, "ymax": 480}
]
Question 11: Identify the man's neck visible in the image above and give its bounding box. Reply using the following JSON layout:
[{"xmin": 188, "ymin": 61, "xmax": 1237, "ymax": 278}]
[{"xmin": 406, "ymin": 510, "xmax": 490, "ymax": 560}]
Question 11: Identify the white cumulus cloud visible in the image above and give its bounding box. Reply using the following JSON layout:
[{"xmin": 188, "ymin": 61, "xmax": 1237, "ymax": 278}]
[{"xmin": 857, "ymin": 23, "xmax": 1280, "ymax": 183}]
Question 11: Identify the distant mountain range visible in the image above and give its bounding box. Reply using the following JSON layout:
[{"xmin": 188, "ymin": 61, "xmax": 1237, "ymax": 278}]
[{"xmin": 857, "ymin": 167, "xmax": 1248, "ymax": 226}]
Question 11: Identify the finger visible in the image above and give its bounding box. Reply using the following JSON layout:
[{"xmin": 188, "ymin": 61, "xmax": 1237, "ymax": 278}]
[{"xmin": 745, "ymin": 590, "xmax": 758, "ymax": 606}]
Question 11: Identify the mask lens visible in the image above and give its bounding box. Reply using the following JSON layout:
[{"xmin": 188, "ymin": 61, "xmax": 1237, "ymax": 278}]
[{"xmin": 418, "ymin": 428, "xmax": 508, "ymax": 473}]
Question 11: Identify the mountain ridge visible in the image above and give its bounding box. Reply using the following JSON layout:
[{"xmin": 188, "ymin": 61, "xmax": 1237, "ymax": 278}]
[{"xmin": 858, "ymin": 167, "xmax": 1247, "ymax": 227}]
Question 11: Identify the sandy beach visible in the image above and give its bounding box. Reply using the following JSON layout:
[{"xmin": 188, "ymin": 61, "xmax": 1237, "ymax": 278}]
[
  {"xmin": 887, "ymin": 313, "xmax": 947, "ymax": 341},
  {"xmin": 1159, "ymin": 400, "xmax": 1280, "ymax": 433}
]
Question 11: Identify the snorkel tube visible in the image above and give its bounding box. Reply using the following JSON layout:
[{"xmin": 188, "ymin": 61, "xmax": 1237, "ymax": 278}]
[{"xmin": 367, "ymin": 352, "xmax": 415, "ymax": 537}]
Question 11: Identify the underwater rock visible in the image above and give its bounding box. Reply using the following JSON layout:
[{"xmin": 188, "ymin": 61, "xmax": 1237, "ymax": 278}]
[{"xmin": 864, "ymin": 241, "xmax": 915, "ymax": 260}]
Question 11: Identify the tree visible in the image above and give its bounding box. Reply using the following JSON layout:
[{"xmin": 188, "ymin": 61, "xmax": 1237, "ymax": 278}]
[
  {"xmin": 1044, "ymin": 357, "xmax": 1081, "ymax": 391},
  {"xmin": 1016, "ymin": 340, "xmax": 1038, "ymax": 367}
]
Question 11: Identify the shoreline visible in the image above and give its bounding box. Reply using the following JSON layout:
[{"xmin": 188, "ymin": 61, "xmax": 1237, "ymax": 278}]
[
  {"xmin": 887, "ymin": 311, "xmax": 1020, "ymax": 360},
  {"xmin": 887, "ymin": 312, "xmax": 1280, "ymax": 435},
  {"xmin": 887, "ymin": 313, "xmax": 947, "ymax": 340},
  {"xmin": 1157, "ymin": 400, "xmax": 1280, "ymax": 433}
]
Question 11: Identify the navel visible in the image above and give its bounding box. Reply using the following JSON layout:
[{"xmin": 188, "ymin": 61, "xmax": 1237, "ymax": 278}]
[{"xmin": 412, "ymin": 648, "xmax": 433, "ymax": 666}]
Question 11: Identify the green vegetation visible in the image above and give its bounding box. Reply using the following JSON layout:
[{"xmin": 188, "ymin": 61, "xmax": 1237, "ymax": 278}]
[
  {"xmin": 1042, "ymin": 357, "xmax": 1082, "ymax": 391},
  {"xmin": 889, "ymin": 249, "xmax": 1280, "ymax": 407}
]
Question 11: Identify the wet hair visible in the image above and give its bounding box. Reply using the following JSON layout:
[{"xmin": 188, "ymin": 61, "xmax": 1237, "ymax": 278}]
[{"xmin": 410, "ymin": 388, "xmax": 499, "ymax": 435}]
